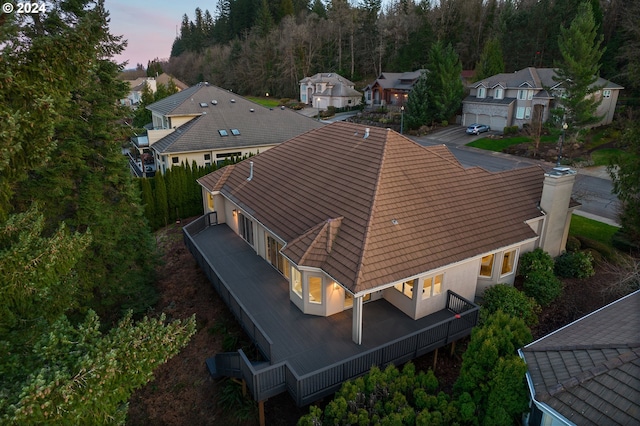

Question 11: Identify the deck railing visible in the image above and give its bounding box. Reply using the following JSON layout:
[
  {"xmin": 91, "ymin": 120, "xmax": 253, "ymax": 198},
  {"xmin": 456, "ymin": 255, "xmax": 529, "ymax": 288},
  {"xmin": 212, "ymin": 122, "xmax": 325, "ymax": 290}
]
[
  {"xmin": 218, "ymin": 290, "xmax": 478, "ymax": 406},
  {"xmin": 183, "ymin": 218, "xmax": 273, "ymax": 362},
  {"xmin": 185, "ymin": 215, "xmax": 479, "ymax": 406}
]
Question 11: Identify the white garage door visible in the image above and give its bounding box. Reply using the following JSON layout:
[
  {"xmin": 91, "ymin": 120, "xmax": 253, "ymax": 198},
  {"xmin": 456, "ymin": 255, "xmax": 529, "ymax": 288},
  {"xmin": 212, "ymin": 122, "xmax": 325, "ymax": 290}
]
[
  {"xmin": 490, "ymin": 116, "xmax": 507, "ymax": 131},
  {"xmin": 477, "ymin": 115, "xmax": 491, "ymax": 126},
  {"xmin": 463, "ymin": 113, "xmax": 477, "ymax": 126}
]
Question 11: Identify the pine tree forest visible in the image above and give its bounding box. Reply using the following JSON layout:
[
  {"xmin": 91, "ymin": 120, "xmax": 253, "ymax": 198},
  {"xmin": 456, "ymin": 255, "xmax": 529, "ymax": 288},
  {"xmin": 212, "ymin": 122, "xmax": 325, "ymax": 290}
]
[
  {"xmin": 165, "ymin": 0, "xmax": 638, "ymax": 99},
  {"xmin": 0, "ymin": 1, "xmax": 196, "ymax": 422}
]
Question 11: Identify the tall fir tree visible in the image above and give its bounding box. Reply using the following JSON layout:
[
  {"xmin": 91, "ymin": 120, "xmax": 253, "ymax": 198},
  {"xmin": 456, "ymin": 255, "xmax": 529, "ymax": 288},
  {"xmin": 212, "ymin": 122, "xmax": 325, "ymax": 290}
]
[
  {"xmin": 405, "ymin": 71, "xmax": 429, "ymax": 130},
  {"xmin": 474, "ymin": 37, "xmax": 505, "ymax": 81},
  {"xmin": 425, "ymin": 41, "xmax": 464, "ymax": 124},
  {"xmin": 553, "ymin": 1, "xmax": 605, "ymax": 132}
]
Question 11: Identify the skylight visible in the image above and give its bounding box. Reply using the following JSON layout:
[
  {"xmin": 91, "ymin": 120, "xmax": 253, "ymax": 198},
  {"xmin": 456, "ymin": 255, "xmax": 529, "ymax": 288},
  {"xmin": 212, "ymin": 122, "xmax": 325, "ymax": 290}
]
[
  {"xmin": 199, "ymin": 102, "xmax": 209, "ymax": 107},
  {"xmin": 218, "ymin": 130, "xmax": 228, "ymax": 136},
  {"xmin": 231, "ymin": 129, "xmax": 240, "ymax": 136}
]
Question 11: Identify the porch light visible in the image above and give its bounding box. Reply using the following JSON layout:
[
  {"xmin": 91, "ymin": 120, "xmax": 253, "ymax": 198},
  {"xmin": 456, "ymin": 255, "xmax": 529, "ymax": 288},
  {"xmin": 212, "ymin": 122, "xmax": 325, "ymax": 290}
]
[
  {"xmin": 232, "ymin": 209, "xmax": 237, "ymax": 217},
  {"xmin": 333, "ymin": 282, "xmax": 339, "ymax": 290}
]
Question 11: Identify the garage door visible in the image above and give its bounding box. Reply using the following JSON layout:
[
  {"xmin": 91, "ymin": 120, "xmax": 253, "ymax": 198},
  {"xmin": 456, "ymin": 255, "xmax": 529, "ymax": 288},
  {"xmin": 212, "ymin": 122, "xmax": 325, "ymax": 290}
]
[
  {"xmin": 490, "ymin": 116, "xmax": 507, "ymax": 131},
  {"xmin": 463, "ymin": 113, "xmax": 477, "ymax": 126},
  {"xmin": 477, "ymin": 115, "xmax": 491, "ymax": 126}
]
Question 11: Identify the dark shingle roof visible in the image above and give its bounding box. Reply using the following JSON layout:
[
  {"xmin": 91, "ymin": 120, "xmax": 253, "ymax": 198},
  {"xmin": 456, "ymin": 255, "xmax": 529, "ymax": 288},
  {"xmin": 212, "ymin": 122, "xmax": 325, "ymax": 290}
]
[
  {"xmin": 199, "ymin": 122, "xmax": 546, "ymax": 294},
  {"xmin": 147, "ymin": 84, "xmax": 323, "ymax": 154},
  {"xmin": 522, "ymin": 291, "xmax": 640, "ymax": 426}
]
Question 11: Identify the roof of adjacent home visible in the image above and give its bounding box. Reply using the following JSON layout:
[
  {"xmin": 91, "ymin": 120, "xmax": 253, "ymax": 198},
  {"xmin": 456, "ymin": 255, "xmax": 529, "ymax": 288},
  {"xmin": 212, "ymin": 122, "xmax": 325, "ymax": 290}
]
[
  {"xmin": 199, "ymin": 122, "xmax": 546, "ymax": 294},
  {"xmin": 521, "ymin": 290, "xmax": 640, "ymax": 426},
  {"xmin": 472, "ymin": 67, "xmax": 624, "ymax": 91},
  {"xmin": 370, "ymin": 70, "xmax": 426, "ymax": 91},
  {"xmin": 300, "ymin": 72, "xmax": 356, "ymax": 87},
  {"xmin": 147, "ymin": 84, "xmax": 323, "ymax": 154}
]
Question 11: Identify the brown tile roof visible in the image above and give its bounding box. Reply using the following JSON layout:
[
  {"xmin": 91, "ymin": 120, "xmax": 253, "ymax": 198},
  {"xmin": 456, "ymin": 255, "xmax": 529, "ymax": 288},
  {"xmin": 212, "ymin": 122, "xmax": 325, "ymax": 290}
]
[
  {"xmin": 198, "ymin": 122, "xmax": 545, "ymax": 294},
  {"xmin": 522, "ymin": 291, "xmax": 640, "ymax": 426}
]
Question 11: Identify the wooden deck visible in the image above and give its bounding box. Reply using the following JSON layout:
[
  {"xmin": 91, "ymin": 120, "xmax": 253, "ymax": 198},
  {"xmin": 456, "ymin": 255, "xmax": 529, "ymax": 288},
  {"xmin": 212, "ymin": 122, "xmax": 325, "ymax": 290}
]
[{"xmin": 184, "ymin": 216, "xmax": 479, "ymax": 405}]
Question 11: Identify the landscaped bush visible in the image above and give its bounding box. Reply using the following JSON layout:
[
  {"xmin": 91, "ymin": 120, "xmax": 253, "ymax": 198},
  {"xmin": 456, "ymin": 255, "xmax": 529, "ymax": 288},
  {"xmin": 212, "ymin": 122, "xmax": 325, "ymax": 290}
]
[
  {"xmin": 503, "ymin": 125, "xmax": 519, "ymax": 135},
  {"xmin": 481, "ymin": 284, "xmax": 541, "ymax": 326},
  {"xmin": 523, "ymin": 271, "xmax": 563, "ymax": 306},
  {"xmin": 576, "ymin": 236, "xmax": 618, "ymax": 263},
  {"xmin": 612, "ymin": 229, "xmax": 640, "ymax": 253},
  {"xmin": 554, "ymin": 251, "xmax": 595, "ymax": 278},
  {"xmin": 518, "ymin": 248, "xmax": 555, "ymax": 277},
  {"xmin": 565, "ymin": 236, "xmax": 581, "ymax": 252}
]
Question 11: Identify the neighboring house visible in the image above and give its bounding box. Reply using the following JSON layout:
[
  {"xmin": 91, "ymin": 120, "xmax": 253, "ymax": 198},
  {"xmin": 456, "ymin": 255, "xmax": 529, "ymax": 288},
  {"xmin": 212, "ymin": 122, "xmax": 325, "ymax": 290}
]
[
  {"xmin": 519, "ymin": 290, "xmax": 640, "ymax": 426},
  {"xmin": 140, "ymin": 83, "xmax": 323, "ymax": 174},
  {"xmin": 363, "ymin": 70, "xmax": 425, "ymax": 108},
  {"xmin": 120, "ymin": 73, "xmax": 188, "ymax": 107},
  {"xmin": 299, "ymin": 73, "xmax": 362, "ymax": 110},
  {"xmin": 183, "ymin": 122, "xmax": 580, "ymax": 406},
  {"xmin": 462, "ymin": 67, "xmax": 623, "ymax": 131}
]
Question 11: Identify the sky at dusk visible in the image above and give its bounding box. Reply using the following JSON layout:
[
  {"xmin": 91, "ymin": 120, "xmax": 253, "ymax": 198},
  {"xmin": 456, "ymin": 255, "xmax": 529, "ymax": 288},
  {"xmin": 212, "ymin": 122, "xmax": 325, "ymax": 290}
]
[{"xmin": 106, "ymin": 0, "xmax": 206, "ymax": 68}]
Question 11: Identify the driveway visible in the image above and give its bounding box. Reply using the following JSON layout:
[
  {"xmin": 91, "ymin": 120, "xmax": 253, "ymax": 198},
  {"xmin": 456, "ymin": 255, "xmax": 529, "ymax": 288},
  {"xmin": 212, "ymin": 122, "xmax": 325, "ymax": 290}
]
[{"xmin": 413, "ymin": 125, "xmax": 495, "ymax": 146}]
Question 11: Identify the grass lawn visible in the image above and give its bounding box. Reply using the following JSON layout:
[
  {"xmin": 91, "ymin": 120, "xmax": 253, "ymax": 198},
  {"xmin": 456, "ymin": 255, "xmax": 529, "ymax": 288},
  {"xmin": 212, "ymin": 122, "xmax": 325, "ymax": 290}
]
[
  {"xmin": 569, "ymin": 214, "xmax": 619, "ymax": 247},
  {"xmin": 590, "ymin": 148, "xmax": 623, "ymax": 166},
  {"xmin": 469, "ymin": 135, "xmax": 560, "ymax": 151},
  {"xmin": 246, "ymin": 97, "xmax": 281, "ymax": 108}
]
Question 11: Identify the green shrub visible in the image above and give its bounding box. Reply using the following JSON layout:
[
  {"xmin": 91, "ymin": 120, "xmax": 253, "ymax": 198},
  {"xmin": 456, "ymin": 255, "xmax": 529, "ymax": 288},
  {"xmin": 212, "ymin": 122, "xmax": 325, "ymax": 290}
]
[
  {"xmin": 481, "ymin": 284, "xmax": 541, "ymax": 326},
  {"xmin": 583, "ymin": 248, "xmax": 603, "ymax": 264},
  {"xmin": 441, "ymin": 120, "xmax": 449, "ymax": 126},
  {"xmin": 503, "ymin": 125, "xmax": 519, "ymax": 135},
  {"xmin": 565, "ymin": 236, "xmax": 581, "ymax": 252},
  {"xmin": 554, "ymin": 251, "xmax": 595, "ymax": 278},
  {"xmin": 576, "ymin": 235, "xmax": 618, "ymax": 262},
  {"xmin": 518, "ymin": 248, "xmax": 555, "ymax": 277},
  {"xmin": 612, "ymin": 229, "xmax": 640, "ymax": 253},
  {"xmin": 523, "ymin": 271, "xmax": 562, "ymax": 306}
]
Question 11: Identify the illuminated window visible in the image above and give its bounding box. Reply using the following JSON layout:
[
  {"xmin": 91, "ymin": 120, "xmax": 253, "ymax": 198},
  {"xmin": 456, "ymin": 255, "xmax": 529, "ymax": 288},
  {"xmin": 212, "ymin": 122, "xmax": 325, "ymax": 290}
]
[
  {"xmin": 501, "ymin": 249, "xmax": 517, "ymax": 275},
  {"xmin": 394, "ymin": 279, "xmax": 415, "ymax": 299},
  {"xmin": 480, "ymin": 254, "xmax": 495, "ymax": 277},
  {"xmin": 309, "ymin": 277, "xmax": 322, "ymax": 304},
  {"xmin": 422, "ymin": 274, "xmax": 443, "ymax": 299},
  {"xmin": 344, "ymin": 292, "xmax": 371, "ymax": 308},
  {"xmin": 292, "ymin": 268, "xmax": 302, "ymax": 298},
  {"xmin": 207, "ymin": 193, "xmax": 214, "ymax": 210}
]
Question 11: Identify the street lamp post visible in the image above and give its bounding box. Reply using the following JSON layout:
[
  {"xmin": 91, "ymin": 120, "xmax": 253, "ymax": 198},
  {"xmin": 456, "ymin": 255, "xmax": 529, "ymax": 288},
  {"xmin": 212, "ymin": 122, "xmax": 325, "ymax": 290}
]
[
  {"xmin": 316, "ymin": 97, "xmax": 321, "ymax": 121},
  {"xmin": 557, "ymin": 122, "xmax": 568, "ymax": 166},
  {"xmin": 400, "ymin": 106, "xmax": 405, "ymax": 134}
]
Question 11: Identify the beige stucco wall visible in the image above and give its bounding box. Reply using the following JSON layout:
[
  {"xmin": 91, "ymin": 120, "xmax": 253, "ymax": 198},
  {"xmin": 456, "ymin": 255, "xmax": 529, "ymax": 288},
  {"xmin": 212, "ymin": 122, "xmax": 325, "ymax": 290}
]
[{"xmin": 158, "ymin": 145, "xmax": 275, "ymax": 173}]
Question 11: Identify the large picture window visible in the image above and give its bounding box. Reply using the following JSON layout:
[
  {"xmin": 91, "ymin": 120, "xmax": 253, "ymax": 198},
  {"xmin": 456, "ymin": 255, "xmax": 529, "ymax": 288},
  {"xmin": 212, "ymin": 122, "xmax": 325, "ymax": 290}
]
[
  {"xmin": 309, "ymin": 277, "xmax": 322, "ymax": 304},
  {"xmin": 480, "ymin": 254, "xmax": 495, "ymax": 277},
  {"xmin": 501, "ymin": 249, "xmax": 517, "ymax": 275},
  {"xmin": 394, "ymin": 279, "xmax": 415, "ymax": 299},
  {"xmin": 292, "ymin": 268, "xmax": 302, "ymax": 298},
  {"xmin": 422, "ymin": 274, "xmax": 443, "ymax": 299}
]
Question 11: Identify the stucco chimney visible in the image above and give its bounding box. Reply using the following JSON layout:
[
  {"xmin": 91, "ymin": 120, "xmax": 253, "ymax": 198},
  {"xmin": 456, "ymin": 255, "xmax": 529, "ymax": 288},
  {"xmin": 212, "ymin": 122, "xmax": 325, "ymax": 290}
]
[{"xmin": 539, "ymin": 167, "xmax": 578, "ymax": 257}]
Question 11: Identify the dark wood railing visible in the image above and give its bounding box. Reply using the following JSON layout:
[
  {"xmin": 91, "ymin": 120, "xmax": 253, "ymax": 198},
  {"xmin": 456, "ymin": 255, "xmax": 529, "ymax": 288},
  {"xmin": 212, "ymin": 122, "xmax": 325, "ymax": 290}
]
[
  {"xmin": 183, "ymin": 215, "xmax": 272, "ymax": 362},
  {"xmin": 184, "ymin": 215, "xmax": 479, "ymax": 406}
]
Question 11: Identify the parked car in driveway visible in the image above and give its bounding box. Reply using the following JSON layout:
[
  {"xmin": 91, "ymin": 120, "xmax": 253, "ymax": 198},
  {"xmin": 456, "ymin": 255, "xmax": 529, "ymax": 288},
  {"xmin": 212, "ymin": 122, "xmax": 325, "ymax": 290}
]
[{"xmin": 466, "ymin": 123, "xmax": 490, "ymax": 135}]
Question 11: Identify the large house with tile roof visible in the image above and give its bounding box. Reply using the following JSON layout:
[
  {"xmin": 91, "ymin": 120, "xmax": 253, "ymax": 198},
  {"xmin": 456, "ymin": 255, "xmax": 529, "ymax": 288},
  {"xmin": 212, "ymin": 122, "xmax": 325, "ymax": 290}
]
[
  {"xmin": 299, "ymin": 73, "xmax": 362, "ymax": 110},
  {"xmin": 462, "ymin": 67, "xmax": 623, "ymax": 131},
  {"xmin": 195, "ymin": 121, "xmax": 579, "ymax": 345},
  {"xmin": 120, "ymin": 73, "xmax": 188, "ymax": 108},
  {"xmin": 519, "ymin": 290, "xmax": 640, "ymax": 426},
  {"xmin": 142, "ymin": 83, "xmax": 323, "ymax": 174}
]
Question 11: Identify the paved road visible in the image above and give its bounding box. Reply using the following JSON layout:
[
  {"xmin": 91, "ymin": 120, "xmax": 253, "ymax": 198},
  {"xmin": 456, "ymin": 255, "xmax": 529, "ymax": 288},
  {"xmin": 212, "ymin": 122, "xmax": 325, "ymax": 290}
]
[{"xmin": 411, "ymin": 127, "xmax": 620, "ymax": 225}]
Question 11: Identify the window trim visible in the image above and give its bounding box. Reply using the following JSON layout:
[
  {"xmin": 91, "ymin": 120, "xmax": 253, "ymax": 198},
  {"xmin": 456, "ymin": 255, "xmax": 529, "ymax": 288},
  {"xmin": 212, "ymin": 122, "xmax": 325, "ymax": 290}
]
[
  {"xmin": 477, "ymin": 87, "xmax": 486, "ymax": 99},
  {"xmin": 422, "ymin": 274, "xmax": 443, "ymax": 300},
  {"xmin": 292, "ymin": 267, "xmax": 302, "ymax": 298},
  {"xmin": 480, "ymin": 254, "xmax": 495, "ymax": 278},
  {"xmin": 394, "ymin": 279, "xmax": 415, "ymax": 299},
  {"xmin": 500, "ymin": 249, "xmax": 518, "ymax": 277},
  {"xmin": 516, "ymin": 107, "xmax": 525, "ymax": 119},
  {"xmin": 494, "ymin": 88, "xmax": 503, "ymax": 99}
]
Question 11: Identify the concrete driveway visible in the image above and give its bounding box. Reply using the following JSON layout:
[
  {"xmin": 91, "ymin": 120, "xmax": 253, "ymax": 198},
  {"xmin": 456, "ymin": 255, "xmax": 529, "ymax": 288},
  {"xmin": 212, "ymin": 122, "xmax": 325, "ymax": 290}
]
[{"xmin": 413, "ymin": 125, "xmax": 495, "ymax": 146}]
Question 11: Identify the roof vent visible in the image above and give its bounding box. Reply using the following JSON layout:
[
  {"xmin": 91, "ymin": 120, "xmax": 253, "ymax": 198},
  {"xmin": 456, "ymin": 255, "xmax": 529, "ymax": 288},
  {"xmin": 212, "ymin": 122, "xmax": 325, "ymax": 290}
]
[
  {"xmin": 199, "ymin": 102, "xmax": 209, "ymax": 107},
  {"xmin": 250, "ymin": 108, "xmax": 255, "ymax": 112},
  {"xmin": 211, "ymin": 100, "xmax": 218, "ymax": 105},
  {"xmin": 247, "ymin": 161, "xmax": 254, "ymax": 182},
  {"xmin": 364, "ymin": 128, "xmax": 370, "ymax": 139},
  {"xmin": 230, "ymin": 99, "xmax": 236, "ymax": 103},
  {"xmin": 280, "ymin": 106, "xmax": 285, "ymax": 110},
  {"xmin": 391, "ymin": 219, "xmax": 399, "ymax": 225}
]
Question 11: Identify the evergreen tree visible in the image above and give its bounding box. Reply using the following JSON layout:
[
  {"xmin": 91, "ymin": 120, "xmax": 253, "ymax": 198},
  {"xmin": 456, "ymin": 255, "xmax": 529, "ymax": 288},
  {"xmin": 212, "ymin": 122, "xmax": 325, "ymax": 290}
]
[
  {"xmin": 454, "ymin": 311, "xmax": 532, "ymax": 426},
  {"xmin": 405, "ymin": 70, "xmax": 429, "ymax": 130},
  {"xmin": 474, "ymin": 37, "xmax": 505, "ymax": 81},
  {"xmin": 133, "ymin": 83, "xmax": 155, "ymax": 127},
  {"xmin": 255, "ymin": 0, "xmax": 275, "ymax": 37},
  {"xmin": 425, "ymin": 41, "xmax": 464, "ymax": 124},
  {"xmin": 311, "ymin": 0, "xmax": 327, "ymax": 18},
  {"xmin": 553, "ymin": 1, "xmax": 605, "ymax": 132},
  {"xmin": 146, "ymin": 58, "xmax": 163, "ymax": 77},
  {"xmin": 154, "ymin": 173, "xmax": 169, "ymax": 228},
  {"xmin": 609, "ymin": 123, "xmax": 640, "ymax": 247},
  {"xmin": 140, "ymin": 178, "xmax": 156, "ymax": 227}
]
